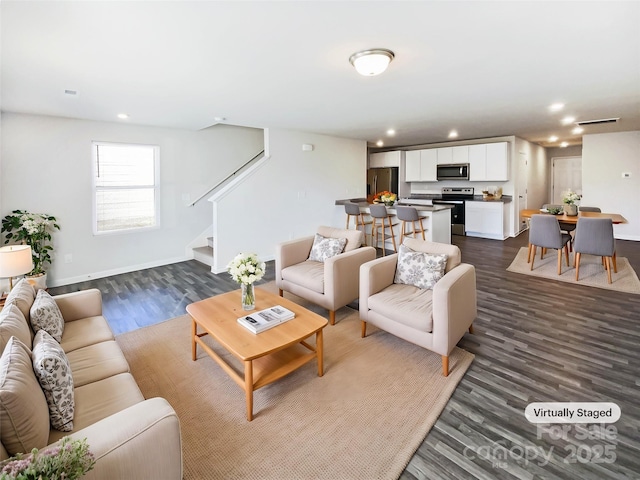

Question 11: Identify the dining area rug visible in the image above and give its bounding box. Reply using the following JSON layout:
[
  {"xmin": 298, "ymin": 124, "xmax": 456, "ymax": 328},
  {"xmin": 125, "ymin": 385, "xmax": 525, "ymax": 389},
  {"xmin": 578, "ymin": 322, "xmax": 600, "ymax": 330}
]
[
  {"xmin": 507, "ymin": 246, "xmax": 640, "ymax": 294},
  {"xmin": 115, "ymin": 285, "xmax": 474, "ymax": 480}
]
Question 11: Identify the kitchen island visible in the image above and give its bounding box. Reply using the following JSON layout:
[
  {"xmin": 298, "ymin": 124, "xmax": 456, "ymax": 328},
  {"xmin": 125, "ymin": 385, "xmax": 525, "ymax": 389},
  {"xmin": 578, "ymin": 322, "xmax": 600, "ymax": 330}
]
[{"xmin": 335, "ymin": 199, "xmax": 452, "ymax": 246}]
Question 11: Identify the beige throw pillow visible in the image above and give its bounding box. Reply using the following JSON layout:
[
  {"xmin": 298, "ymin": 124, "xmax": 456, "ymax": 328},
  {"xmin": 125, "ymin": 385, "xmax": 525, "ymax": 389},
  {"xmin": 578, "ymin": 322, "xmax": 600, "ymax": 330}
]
[
  {"xmin": 32, "ymin": 330, "xmax": 75, "ymax": 432},
  {"xmin": 0, "ymin": 336, "xmax": 50, "ymax": 455},
  {"xmin": 4, "ymin": 278, "xmax": 36, "ymax": 321},
  {"xmin": 308, "ymin": 234, "xmax": 347, "ymax": 262},
  {"xmin": 394, "ymin": 244, "xmax": 448, "ymax": 290},
  {"xmin": 29, "ymin": 289, "xmax": 65, "ymax": 343},
  {"xmin": 0, "ymin": 304, "xmax": 33, "ymax": 353}
]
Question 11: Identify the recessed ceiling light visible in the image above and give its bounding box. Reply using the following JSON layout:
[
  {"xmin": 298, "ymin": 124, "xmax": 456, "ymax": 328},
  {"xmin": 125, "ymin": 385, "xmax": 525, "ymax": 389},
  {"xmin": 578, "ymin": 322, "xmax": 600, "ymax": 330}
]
[
  {"xmin": 376, "ymin": 140, "xmax": 384, "ymax": 147},
  {"xmin": 117, "ymin": 113, "xmax": 129, "ymax": 119},
  {"xmin": 572, "ymin": 127, "xmax": 584, "ymax": 134},
  {"xmin": 560, "ymin": 142, "xmax": 569, "ymax": 148},
  {"xmin": 386, "ymin": 129, "xmax": 396, "ymax": 136},
  {"xmin": 561, "ymin": 116, "xmax": 576, "ymax": 125},
  {"xmin": 448, "ymin": 130, "xmax": 458, "ymax": 139},
  {"xmin": 549, "ymin": 103, "xmax": 565, "ymax": 112},
  {"xmin": 548, "ymin": 135, "xmax": 558, "ymax": 142}
]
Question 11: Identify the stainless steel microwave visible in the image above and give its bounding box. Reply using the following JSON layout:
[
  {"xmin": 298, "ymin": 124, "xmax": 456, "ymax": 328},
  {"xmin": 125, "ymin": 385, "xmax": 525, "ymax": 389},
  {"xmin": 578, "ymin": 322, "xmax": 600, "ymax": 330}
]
[{"xmin": 437, "ymin": 163, "xmax": 469, "ymax": 180}]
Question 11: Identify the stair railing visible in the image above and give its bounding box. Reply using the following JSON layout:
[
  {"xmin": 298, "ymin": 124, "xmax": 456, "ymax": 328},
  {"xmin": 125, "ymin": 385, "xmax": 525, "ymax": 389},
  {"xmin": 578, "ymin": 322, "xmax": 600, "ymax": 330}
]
[{"xmin": 188, "ymin": 149, "xmax": 265, "ymax": 207}]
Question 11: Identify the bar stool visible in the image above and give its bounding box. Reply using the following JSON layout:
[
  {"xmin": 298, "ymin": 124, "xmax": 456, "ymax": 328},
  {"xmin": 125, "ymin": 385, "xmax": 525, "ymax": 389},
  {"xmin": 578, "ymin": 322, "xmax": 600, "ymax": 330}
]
[
  {"xmin": 396, "ymin": 206, "xmax": 426, "ymax": 244},
  {"xmin": 344, "ymin": 202, "xmax": 372, "ymax": 246},
  {"xmin": 369, "ymin": 204, "xmax": 398, "ymax": 256}
]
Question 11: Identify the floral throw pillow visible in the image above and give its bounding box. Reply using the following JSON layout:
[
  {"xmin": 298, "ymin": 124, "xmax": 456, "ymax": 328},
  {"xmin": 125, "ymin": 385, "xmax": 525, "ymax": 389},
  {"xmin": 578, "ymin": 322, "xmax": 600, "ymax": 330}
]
[
  {"xmin": 308, "ymin": 234, "xmax": 347, "ymax": 263},
  {"xmin": 393, "ymin": 244, "xmax": 448, "ymax": 290},
  {"xmin": 32, "ymin": 330, "xmax": 75, "ymax": 432},
  {"xmin": 30, "ymin": 289, "xmax": 65, "ymax": 342}
]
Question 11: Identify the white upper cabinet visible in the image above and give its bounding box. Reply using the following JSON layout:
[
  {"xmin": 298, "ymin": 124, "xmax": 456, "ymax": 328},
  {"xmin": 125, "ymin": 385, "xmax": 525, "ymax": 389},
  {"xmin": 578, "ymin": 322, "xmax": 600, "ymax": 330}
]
[
  {"xmin": 436, "ymin": 147, "xmax": 452, "ymax": 165},
  {"xmin": 485, "ymin": 142, "xmax": 508, "ymax": 181},
  {"xmin": 370, "ymin": 150, "xmax": 402, "ymax": 168},
  {"xmin": 468, "ymin": 144, "xmax": 487, "ymax": 181},
  {"xmin": 405, "ymin": 149, "xmax": 437, "ymax": 181},
  {"xmin": 452, "ymin": 145, "xmax": 469, "ymax": 164}
]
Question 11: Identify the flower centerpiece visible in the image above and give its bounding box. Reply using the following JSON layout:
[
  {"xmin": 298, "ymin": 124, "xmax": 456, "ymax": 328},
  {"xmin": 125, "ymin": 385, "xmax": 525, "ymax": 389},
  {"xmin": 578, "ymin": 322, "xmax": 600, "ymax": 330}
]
[
  {"xmin": 0, "ymin": 437, "xmax": 95, "ymax": 480},
  {"xmin": 227, "ymin": 253, "xmax": 266, "ymax": 310},
  {"xmin": 562, "ymin": 191, "xmax": 581, "ymax": 216},
  {"xmin": 1, "ymin": 210, "xmax": 60, "ymax": 287},
  {"xmin": 373, "ymin": 191, "xmax": 397, "ymax": 206}
]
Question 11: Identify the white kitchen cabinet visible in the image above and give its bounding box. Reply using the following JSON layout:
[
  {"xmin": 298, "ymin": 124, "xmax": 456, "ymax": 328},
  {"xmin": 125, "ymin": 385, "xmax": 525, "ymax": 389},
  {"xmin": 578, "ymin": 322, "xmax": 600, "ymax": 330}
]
[
  {"xmin": 370, "ymin": 150, "xmax": 402, "ymax": 168},
  {"xmin": 436, "ymin": 147, "xmax": 452, "ymax": 165},
  {"xmin": 452, "ymin": 145, "xmax": 469, "ymax": 164},
  {"xmin": 465, "ymin": 201, "xmax": 506, "ymax": 240},
  {"xmin": 405, "ymin": 149, "xmax": 437, "ymax": 182},
  {"xmin": 468, "ymin": 144, "xmax": 487, "ymax": 181},
  {"xmin": 485, "ymin": 142, "xmax": 508, "ymax": 181}
]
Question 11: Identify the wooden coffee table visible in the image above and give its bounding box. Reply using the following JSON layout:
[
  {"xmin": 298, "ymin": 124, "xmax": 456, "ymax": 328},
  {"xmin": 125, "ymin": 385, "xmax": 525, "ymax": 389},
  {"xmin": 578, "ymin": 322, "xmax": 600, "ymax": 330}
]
[{"xmin": 187, "ymin": 287, "xmax": 328, "ymax": 421}]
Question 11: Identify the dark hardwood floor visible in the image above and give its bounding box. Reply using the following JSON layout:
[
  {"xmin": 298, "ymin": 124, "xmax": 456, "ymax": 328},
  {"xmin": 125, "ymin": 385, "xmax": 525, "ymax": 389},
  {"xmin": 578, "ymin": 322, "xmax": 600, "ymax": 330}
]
[{"xmin": 49, "ymin": 234, "xmax": 640, "ymax": 479}]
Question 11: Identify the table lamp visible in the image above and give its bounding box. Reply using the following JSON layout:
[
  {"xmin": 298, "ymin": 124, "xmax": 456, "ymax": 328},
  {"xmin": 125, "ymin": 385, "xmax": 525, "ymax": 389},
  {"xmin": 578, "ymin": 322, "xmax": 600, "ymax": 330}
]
[{"xmin": 0, "ymin": 245, "xmax": 34, "ymax": 290}]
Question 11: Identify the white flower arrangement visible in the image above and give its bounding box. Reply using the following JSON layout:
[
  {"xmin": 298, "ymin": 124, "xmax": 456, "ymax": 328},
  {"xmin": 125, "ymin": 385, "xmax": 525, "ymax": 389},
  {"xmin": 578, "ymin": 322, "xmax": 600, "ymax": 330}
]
[
  {"xmin": 227, "ymin": 253, "xmax": 266, "ymax": 285},
  {"xmin": 563, "ymin": 191, "xmax": 581, "ymax": 205}
]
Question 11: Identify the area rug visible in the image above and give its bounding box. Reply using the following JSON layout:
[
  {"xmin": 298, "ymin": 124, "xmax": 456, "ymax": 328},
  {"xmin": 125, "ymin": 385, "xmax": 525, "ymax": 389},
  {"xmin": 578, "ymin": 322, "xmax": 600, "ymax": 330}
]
[
  {"xmin": 115, "ymin": 286, "xmax": 474, "ymax": 480},
  {"xmin": 507, "ymin": 246, "xmax": 640, "ymax": 294}
]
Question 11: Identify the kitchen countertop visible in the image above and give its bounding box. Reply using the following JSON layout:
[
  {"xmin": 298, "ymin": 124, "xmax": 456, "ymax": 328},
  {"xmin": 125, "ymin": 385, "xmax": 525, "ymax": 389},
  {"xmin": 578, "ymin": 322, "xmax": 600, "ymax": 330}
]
[
  {"xmin": 404, "ymin": 194, "xmax": 513, "ymax": 203},
  {"xmin": 335, "ymin": 198, "xmax": 453, "ymax": 212}
]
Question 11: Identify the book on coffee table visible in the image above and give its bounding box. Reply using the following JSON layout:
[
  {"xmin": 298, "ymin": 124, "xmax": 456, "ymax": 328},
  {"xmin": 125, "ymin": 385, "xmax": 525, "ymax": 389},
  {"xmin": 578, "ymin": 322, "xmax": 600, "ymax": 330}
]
[{"xmin": 237, "ymin": 305, "xmax": 295, "ymax": 334}]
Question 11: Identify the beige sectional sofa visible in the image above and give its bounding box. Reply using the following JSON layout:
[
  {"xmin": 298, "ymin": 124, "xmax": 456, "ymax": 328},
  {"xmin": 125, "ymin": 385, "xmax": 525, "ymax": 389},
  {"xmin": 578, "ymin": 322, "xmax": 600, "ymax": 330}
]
[{"xmin": 0, "ymin": 279, "xmax": 182, "ymax": 479}]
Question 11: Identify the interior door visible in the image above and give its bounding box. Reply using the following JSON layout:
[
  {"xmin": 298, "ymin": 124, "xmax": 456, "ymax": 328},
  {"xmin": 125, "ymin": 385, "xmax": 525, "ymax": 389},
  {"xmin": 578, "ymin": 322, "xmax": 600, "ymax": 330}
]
[
  {"xmin": 552, "ymin": 156, "xmax": 582, "ymax": 204},
  {"xmin": 517, "ymin": 152, "xmax": 528, "ymax": 232}
]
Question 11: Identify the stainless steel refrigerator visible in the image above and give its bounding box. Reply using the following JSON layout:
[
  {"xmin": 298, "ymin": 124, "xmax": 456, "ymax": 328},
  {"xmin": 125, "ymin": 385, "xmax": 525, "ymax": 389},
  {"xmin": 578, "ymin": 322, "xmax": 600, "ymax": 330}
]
[{"xmin": 367, "ymin": 167, "xmax": 399, "ymax": 195}]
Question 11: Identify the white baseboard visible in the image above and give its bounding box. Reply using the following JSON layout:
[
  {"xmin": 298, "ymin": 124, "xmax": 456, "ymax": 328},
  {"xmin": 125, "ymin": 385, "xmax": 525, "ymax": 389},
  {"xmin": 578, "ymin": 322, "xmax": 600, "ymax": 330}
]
[{"xmin": 51, "ymin": 255, "xmax": 190, "ymax": 288}]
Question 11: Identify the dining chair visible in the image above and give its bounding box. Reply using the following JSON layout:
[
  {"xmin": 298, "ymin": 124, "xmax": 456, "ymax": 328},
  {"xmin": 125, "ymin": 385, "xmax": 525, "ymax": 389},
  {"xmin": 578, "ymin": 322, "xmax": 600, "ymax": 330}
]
[
  {"xmin": 369, "ymin": 204, "xmax": 398, "ymax": 256},
  {"xmin": 527, "ymin": 214, "xmax": 571, "ymax": 275},
  {"xmin": 395, "ymin": 206, "xmax": 426, "ymax": 243},
  {"xmin": 573, "ymin": 217, "xmax": 617, "ymax": 283},
  {"xmin": 578, "ymin": 206, "xmax": 602, "ymax": 212},
  {"xmin": 543, "ymin": 203, "xmax": 575, "ymax": 250}
]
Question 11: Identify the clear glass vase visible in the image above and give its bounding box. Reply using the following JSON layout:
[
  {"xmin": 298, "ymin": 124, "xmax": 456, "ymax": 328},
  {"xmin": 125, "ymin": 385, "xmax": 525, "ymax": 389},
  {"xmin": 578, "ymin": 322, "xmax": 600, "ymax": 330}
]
[{"xmin": 241, "ymin": 283, "xmax": 255, "ymax": 311}]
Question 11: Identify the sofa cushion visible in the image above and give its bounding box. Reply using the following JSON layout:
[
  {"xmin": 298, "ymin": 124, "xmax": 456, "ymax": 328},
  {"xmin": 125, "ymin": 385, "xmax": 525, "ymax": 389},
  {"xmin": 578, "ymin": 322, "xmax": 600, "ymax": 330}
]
[
  {"xmin": 0, "ymin": 336, "xmax": 50, "ymax": 455},
  {"xmin": 30, "ymin": 289, "xmax": 65, "ymax": 342},
  {"xmin": 32, "ymin": 330, "xmax": 75, "ymax": 432},
  {"xmin": 368, "ymin": 283, "xmax": 434, "ymax": 333},
  {"xmin": 0, "ymin": 304, "xmax": 32, "ymax": 353},
  {"xmin": 317, "ymin": 226, "xmax": 363, "ymax": 252},
  {"xmin": 60, "ymin": 316, "xmax": 115, "ymax": 353},
  {"xmin": 4, "ymin": 279, "xmax": 36, "ymax": 322},
  {"xmin": 394, "ymin": 244, "xmax": 448, "ymax": 290},
  {"xmin": 402, "ymin": 238, "xmax": 461, "ymax": 273},
  {"xmin": 48, "ymin": 373, "xmax": 144, "ymax": 444},
  {"xmin": 66, "ymin": 340, "xmax": 130, "ymax": 388},
  {"xmin": 308, "ymin": 234, "xmax": 347, "ymax": 263},
  {"xmin": 281, "ymin": 261, "xmax": 324, "ymax": 294}
]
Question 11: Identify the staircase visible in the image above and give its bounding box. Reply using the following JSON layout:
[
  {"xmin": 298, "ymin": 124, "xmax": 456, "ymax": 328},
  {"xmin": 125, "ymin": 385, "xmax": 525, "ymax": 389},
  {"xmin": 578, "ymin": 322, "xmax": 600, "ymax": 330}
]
[{"xmin": 193, "ymin": 237, "xmax": 214, "ymax": 267}]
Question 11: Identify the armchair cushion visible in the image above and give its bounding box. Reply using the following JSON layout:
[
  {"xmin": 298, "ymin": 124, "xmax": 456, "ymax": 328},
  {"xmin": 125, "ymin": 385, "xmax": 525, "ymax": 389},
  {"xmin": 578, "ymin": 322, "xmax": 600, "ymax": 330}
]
[
  {"xmin": 308, "ymin": 234, "xmax": 347, "ymax": 262},
  {"xmin": 402, "ymin": 238, "xmax": 461, "ymax": 273},
  {"xmin": 4, "ymin": 279, "xmax": 36, "ymax": 322},
  {"xmin": 281, "ymin": 261, "xmax": 324, "ymax": 294},
  {"xmin": 0, "ymin": 304, "xmax": 32, "ymax": 353},
  {"xmin": 393, "ymin": 244, "xmax": 447, "ymax": 290},
  {"xmin": 368, "ymin": 283, "xmax": 434, "ymax": 332},
  {"xmin": 31, "ymin": 330, "xmax": 75, "ymax": 432},
  {"xmin": 316, "ymin": 225, "xmax": 363, "ymax": 252}
]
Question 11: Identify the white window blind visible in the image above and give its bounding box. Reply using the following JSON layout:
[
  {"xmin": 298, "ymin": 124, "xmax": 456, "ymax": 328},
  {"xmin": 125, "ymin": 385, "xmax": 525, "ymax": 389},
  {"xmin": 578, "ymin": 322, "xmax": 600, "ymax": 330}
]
[{"xmin": 92, "ymin": 142, "xmax": 159, "ymax": 234}]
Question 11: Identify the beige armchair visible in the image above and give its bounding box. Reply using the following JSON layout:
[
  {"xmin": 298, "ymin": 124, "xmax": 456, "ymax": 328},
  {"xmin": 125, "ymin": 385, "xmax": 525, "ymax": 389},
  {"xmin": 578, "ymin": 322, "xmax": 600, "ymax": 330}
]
[
  {"xmin": 276, "ymin": 226, "xmax": 376, "ymax": 325},
  {"xmin": 359, "ymin": 238, "xmax": 477, "ymax": 376}
]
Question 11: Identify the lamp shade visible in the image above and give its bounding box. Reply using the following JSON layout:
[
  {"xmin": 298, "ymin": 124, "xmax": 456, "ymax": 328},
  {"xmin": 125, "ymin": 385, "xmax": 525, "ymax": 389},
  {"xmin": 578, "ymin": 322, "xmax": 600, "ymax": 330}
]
[
  {"xmin": 0, "ymin": 245, "xmax": 33, "ymax": 278},
  {"xmin": 349, "ymin": 49, "xmax": 395, "ymax": 76}
]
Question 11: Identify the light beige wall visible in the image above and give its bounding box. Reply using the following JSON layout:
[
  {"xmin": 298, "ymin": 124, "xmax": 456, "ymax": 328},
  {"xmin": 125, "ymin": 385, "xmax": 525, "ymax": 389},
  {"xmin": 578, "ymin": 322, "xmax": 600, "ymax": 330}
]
[
  {"xmin": 582, "ymin": 131, "xmax": 640, "ymax": 240},
  {"xmin": 0, "ymin": 112, "xmax": 264, "ymax": 287}
]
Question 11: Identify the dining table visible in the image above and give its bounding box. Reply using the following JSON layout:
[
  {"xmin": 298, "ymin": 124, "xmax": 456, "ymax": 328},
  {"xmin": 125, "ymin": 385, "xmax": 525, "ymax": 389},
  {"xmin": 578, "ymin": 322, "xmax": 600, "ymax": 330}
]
[{"xmin": 520, "ymin": 209, "xmax": 627, "ymax": 224}]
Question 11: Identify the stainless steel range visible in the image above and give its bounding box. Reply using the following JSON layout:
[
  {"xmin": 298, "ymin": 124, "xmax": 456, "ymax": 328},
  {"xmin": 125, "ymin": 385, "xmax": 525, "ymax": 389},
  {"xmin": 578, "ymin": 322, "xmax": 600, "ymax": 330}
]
[{"xmin": 432, "ymin": 187, "xmax": 475, "ymax": 236}]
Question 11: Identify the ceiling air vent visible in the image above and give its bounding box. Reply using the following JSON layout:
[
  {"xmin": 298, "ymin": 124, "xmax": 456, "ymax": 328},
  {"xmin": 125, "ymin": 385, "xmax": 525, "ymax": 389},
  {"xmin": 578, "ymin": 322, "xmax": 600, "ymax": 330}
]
[{"xmin": 575, "ymin": 117, "xmax": 620, "ymax": 126}]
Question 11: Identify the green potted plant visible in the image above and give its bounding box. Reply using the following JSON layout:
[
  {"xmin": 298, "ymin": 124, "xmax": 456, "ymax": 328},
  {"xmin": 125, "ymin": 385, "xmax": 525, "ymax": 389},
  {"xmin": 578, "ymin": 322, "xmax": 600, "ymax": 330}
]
[{"xmin": 1, "ymin": 210, "xmax": 60, "ymax": 288}]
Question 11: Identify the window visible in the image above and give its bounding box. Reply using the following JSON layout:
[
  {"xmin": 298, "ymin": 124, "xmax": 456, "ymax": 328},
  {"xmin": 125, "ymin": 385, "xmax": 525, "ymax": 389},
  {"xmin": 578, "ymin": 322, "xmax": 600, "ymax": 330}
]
[{"xmin": 92, "ymin": 142, "xmax": 160, "ymax": 234}]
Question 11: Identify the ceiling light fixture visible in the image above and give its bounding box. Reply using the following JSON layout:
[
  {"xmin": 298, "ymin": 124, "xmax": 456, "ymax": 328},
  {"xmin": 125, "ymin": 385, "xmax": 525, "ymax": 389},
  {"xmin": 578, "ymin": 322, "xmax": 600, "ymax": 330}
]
[
  {"xmin": 572, "ymin": 127, "xmax": 584, "ymax": 134},
  {"xmin": 448, "ymin": 130, "xmax": 458, "ymax": 139},
  {"xmin": 376, "ymin": 140, "xmax": 384, "ymax": 147},
  {"xmin": 117, "ymin": 113, "xmax": 129, "ymax": 119},
  {"xmin": 561, "ymin": 116, "xmax": 576, "ymax": 125},
  {"xmin": 560, "ymin": 142, "xmax": 569, "ymax": 147},
  {"xmin": 549, "ymin": 103, "xmax": 565, "ymax": 112},
  {"xmin": 386, "ymin": 129, "xmax": 396, "ymax": 136},
  {"xmin": 349, "ymin": 49, "xmax": 395, "ymax": 76},
  {"xmin": 548, "ymin": 135, "xmax": 559, "ymax": 142}
]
